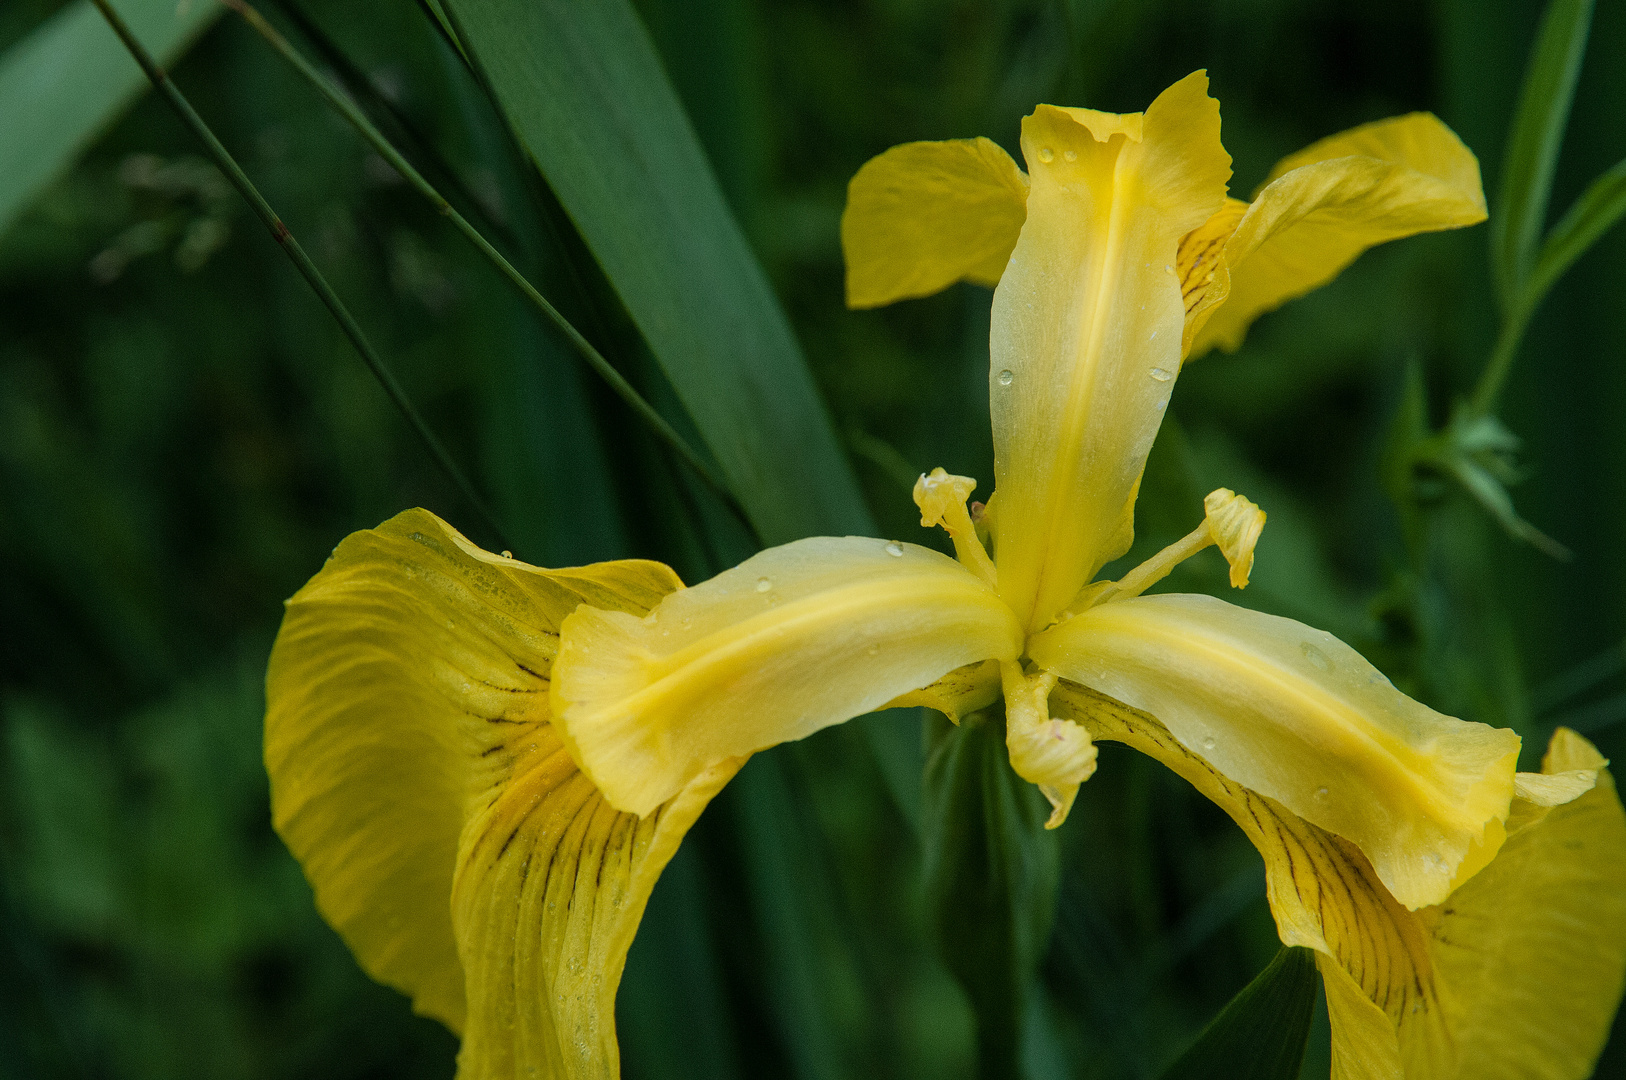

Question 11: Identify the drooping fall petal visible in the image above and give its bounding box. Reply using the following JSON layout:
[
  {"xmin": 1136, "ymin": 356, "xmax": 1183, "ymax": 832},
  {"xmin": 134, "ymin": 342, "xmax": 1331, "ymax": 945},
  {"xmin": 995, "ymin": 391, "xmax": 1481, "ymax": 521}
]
[
  {"xmin": 1052, "ymin": 683, "xmax": 1626, "ymax": 1080},
  {"xmin": 841, "ymin": 137, "xmax": 1029, "ymax": 308},
  {"xmin": 989, "ymin": 71, "xmax": 1231, "ymax": 631},
  {"xmin": 1189, "ymin": 112, "xmax": 1486, "ymax": 356},
  {"xmin": 265, "ymin": 509, "xmax": 738, "ymax": 1079},
  {"xmin": 552, "ymin": 536, "xmax": 1024, "ymax": 816},
  {"xmin": 1030, "ymin": 593, "xmax": 1518, "ymax": 909}
]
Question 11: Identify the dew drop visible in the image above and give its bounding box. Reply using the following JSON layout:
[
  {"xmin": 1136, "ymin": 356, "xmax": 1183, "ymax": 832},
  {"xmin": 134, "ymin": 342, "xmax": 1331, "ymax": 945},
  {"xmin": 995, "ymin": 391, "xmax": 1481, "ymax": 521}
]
[
  {"xmin": 1165, "ymin": 264, "xmax": 1173, "ymax": 274},
  {"xmin": 1201, "ymin": 736, "xmax": 1216, "ymax": 751},
  {"xmin": 884, "ymin": 541, "xmax": 905, "ymax": 557},
  {"xmin": 756, "ymin": 576, "xmax": 772, "ymax": 593},
  {"xmin": 501, "ymin": 550, "xmax": 513, "ymax": 559},
  {"xmin": 996, "ymin": 368, "xmax": 1014, "ymax": 386},
  {"xmin": 1148, "ymin": 367, "xmax": 1173, "ymax": 382},
  {"xmin": 1300, "ymin": 642, "xmax": 1332, "ymax": 671},
  {"xmin": 1063, "ymin": 149, "xmax": 1077, "ymax": 162},
  {"xmin": 1314, "ymin": 786, "xmax": 1330, "ymax": 801},
  {"xmin": 1038, "ymin": 147, "xmax": 1055, "ymax": 163}
]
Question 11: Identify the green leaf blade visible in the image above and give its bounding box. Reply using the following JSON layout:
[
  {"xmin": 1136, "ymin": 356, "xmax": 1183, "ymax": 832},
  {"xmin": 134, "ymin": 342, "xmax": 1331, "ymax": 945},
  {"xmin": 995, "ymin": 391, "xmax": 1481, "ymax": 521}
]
[
  {"xmin": 443, "ymin": 0, "xmax": 872, "ymax": 544},
  {"xmin": 1490, "ymin": 0, "xmax": 1594, "ymax": 309},
  {"xmin": 0, "ymin": 0, "xmax": 221, "ymax": 242},
  {"xmin": 922, "ymin": 708, "xmax": 1060, "ymax": 1080},
  {"xmin": 1160, "ymin": 945, "xmax": 1319, "ymax": 1080},
  {"xmin": 1523, "ymin": 155, "xmax": 1626, "ymax": 311}
]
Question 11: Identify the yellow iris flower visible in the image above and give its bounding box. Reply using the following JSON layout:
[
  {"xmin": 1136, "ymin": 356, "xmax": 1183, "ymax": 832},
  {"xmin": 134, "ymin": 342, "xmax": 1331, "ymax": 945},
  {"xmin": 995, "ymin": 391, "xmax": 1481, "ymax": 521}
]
[{"xmin": 265, "ymin": 72, "xmax": 1626, "ymax": 1079}]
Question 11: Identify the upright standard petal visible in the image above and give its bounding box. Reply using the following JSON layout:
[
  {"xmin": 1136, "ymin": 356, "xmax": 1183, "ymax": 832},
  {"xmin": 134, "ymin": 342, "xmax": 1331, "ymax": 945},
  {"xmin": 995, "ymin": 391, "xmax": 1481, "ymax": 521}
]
[
  {"xmin": 552, "ymin": 536, "xmax": 1024, "ymax": 817},
  {"xmin": 1189, "ymin": 113, "xmax": 1487, "ymax": 356},
  {"xmin": 265, "ymin": 509, "xmax": 738, "ymax": 1079},
  {"xmin": 1030, "ymin": 593, "xmax": 1518, "ymax": 909},
  {"xmin": 842, "ymin": 137, "xmax": 1029, "ymax": 308},
  {"xmin": 989, "ymin": 72, "xmax": 1231, "ymax": 630},
  {"xmin": 1052, "ymin": 684, "xmax": 1626, "ymax": 1080}
]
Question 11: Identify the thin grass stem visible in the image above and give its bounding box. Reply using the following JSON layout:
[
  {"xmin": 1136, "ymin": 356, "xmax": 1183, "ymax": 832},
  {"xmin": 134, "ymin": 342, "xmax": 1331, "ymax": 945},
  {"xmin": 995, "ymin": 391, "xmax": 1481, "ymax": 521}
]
[
  {"xmin": 89, "ymin": 0, "xmax": 512, "ymax": 552},
  {"xmin": 225, "ymin": 0, "xmax": 746, "ymax": 524}
]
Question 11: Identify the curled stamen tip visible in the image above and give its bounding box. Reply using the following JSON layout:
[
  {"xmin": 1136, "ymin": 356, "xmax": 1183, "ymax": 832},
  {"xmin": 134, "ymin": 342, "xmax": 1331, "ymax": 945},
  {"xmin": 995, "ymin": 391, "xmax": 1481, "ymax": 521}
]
[
  {"xmin": 914, "ymin": 467, "xmax": 979, "ymax": 528},
  {"xmin": 1203, "ymin": 487, "xmax": 1265, "ymax": 589},
  {"xmin": 1039, "ymin": 783, "xmax": 1081, "ymax": 829}
]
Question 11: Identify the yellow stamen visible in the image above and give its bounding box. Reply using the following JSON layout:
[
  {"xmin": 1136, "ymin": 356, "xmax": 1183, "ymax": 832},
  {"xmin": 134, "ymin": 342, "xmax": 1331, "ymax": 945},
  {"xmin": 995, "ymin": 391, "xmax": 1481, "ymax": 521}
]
[
  {"xmin": 914, "ymin": 467, "xmax": 999, "ymax": 587},
  {"xmin": 1088, "ymin": 487, "xmax": 1265, "ymax": 607}
]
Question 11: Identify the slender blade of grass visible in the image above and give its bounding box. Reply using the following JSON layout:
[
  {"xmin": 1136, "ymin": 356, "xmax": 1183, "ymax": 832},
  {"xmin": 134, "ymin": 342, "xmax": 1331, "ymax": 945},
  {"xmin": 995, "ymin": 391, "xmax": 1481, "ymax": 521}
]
[
  {"xmin": 441, "ymin": 0, "xmax": 874, "ymax": 544},
  {"xmin": 88, "ymin": 0, "xmax": 512, "ymax": 552},
  {"xmin": 0, "ymin": 0, "xmax": 219, "ymax": 240},
  {"xmin": 1490, "ymin": 0, "xmax": 1593, "ymax": 310}
]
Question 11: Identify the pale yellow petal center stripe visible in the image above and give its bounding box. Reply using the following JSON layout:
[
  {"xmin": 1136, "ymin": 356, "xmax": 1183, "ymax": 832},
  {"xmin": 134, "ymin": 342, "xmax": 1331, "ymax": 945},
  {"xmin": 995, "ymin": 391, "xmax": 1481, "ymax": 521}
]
[
  {"xmin": 552, "ymin": 536, "xmax": 1024, "ymax": 817},
  {"xmin": 1031, "ymin": 593, "xmax": 1519, "ymax": 909}
]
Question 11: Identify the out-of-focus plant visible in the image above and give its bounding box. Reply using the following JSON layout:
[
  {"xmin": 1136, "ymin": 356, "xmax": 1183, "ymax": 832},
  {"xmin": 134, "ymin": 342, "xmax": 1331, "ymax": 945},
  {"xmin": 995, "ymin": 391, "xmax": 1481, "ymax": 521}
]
[
  {"xmin": 1380, "ymin": 0, "xmax": 1626, "ymax": 736},
  {"xmin": 4, "ymin": 0, "xmax": 1625, "ymax": 1078}
]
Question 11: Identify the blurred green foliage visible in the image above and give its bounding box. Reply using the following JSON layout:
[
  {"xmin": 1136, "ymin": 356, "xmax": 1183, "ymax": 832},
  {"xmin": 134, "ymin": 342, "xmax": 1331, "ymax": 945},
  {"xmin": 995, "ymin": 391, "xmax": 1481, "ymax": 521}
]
[{"xmin": 2, "ymin": 1, "xmax": 1623, "ymax": 1078}]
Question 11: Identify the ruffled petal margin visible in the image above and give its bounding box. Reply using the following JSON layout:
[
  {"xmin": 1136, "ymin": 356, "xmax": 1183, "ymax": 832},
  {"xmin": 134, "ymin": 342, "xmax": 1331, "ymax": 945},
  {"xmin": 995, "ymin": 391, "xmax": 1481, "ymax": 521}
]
[{"xmin": 265, "ymin": 508, "xmax": 739, "ymax": 1079}]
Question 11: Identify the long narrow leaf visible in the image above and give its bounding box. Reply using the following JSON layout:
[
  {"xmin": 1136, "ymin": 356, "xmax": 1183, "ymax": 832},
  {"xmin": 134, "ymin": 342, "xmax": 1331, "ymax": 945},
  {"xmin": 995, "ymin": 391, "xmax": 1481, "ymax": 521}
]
[
  {"xmin": 1523, "ymin": 155, "xmax": 1626, "ymax": 310},
  {"xmin": 1159, "ymin": 946, "xmax": 1319, "ymax": 1080},
  {"xmin": 1490, "ymin": 0, "xmax": 1593, "ymax": 309},
  {"xmin": 442, "ymin": 0, "xmax": 873, "ymax": 544},
  {"xmin": 0, "ymin": 0, "xmax": 221, "ymax": 241}
]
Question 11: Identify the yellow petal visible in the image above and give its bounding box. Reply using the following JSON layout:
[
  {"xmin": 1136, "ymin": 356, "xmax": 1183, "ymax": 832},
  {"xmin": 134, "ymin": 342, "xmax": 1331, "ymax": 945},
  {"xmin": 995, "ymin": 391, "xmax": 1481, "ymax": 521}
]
[
  {"xmin": 1190, "ymin": 113, "xmax": 1486, "ymax": 356},
  {"xmin": 1422, "ymin": 727, "xmax": 1626, "ymax": 1080},
  {"xmin": 265, "ymin": 508, "xmax": 735, "ymax": 1077},
  {"xmin": 1052, "ymin": 688, "xmax": 1626, "ymax": 1080},
  {"xmin": 552, "ymin": 536, "xmax": 1024, "ymax": 817},
  {"xmin": 1031, "ymin": 593, "xmax": 1518, "ymax": 909},
  {"xmin": 1176, "ymin": 198, "xmax": 1248, "ymax": 355},
  {"xmin": 453, "ymin": 737, "xmax": 740, "ymax": 1079},
  {"xmin": 882, "ymin": 658, "xmax": 1002, "ymax": 722},
  {"xmin": 1513, "ymin": 767, "xmax": 1597, "ymax": 806},
  {"xmin": 841, "ymin": 136, "xmax": 1029, "ymax": 308},
  {"xmin": 989, "ymin": 72, "xmax": 1231, "ymax": 630}
]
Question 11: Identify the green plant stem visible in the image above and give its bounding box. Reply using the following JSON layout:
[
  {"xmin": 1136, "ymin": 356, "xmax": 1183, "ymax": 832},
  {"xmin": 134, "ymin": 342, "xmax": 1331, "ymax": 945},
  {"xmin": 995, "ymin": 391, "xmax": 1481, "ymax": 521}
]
[
  {"xmin": 1468, "ymin": 305, "xmax": 1534, "ymax": 418},
  {"xmin": 89, "ymin": 0, "xmax": 512, "ymax": 551},
  {"xmin": 222, "ymin": 0, "xmax": 743, "ymax": 519}
]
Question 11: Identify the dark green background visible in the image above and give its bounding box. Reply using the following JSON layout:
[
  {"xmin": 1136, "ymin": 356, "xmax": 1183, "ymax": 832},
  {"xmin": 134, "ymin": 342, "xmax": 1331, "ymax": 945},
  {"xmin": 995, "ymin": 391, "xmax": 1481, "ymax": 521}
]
[{"xmin": 2, "ymin": 1, "xmax": 1622, "ymax": 1077}]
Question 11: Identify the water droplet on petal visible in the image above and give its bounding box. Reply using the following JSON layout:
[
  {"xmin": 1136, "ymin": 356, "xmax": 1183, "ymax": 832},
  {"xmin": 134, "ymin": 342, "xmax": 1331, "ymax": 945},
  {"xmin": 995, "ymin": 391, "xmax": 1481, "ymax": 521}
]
[
  {"xmin": 1038, "ymin": 147, "xmax": 1055, "ymax": 163},
  {"xmin": 1314, "ymin": 786, "xmax": 1329, "ymax": 801},
  {"xmin": 1149, "ymin": 367, "xmax": 1172, "ymax": 382},
  {"xmin": 997, "ymin": 369, "xmax": 1014, "ymax": 386},
  {"xmin": 1201, "ymin": 736, "xmax": 1216, "ymax": 751},
  {"xmin": 884, "ymin": 541, "xmax": 904, "ymax": 557},
  {"xmin": 756, "ymin": 577, "xmax": 772, "ymax": 593},
  {"xmin": 1300, "ymin": 642, "xmax": 1332, "ymax": 671},
  {"xmin": 1165, "ymin": 264, "xmax": 1173, "ymax": 274},
  {"xmin": 1063, "ymin": 149, "xmax": 1077, "ymax": 162}
]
